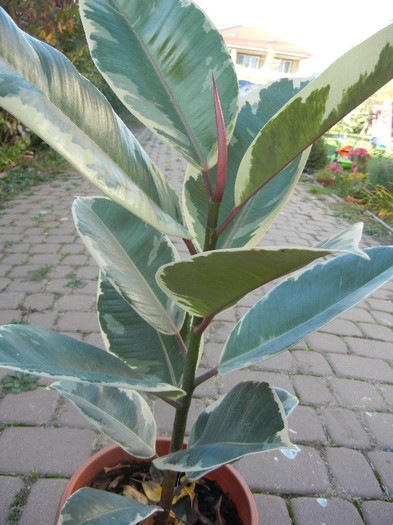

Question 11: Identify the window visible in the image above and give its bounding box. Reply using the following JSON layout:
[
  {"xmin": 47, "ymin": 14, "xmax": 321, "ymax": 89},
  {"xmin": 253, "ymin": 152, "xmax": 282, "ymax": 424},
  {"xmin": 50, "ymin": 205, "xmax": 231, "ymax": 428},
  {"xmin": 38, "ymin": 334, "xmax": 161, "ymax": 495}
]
[
  {"xmin": 236, "ymin": 54, "xmax": 260, "ymax": 69},
  {"xmin": 277, "ymin": 60, "xmax": 292, "ymax": 73}
]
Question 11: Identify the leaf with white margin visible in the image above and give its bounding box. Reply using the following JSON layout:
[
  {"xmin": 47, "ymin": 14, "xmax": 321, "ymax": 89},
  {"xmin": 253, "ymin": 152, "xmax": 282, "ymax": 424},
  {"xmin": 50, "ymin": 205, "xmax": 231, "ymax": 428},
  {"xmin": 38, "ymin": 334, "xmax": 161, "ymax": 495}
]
[
  {"xmin": 98, "ymin": 275, "xmax": 184, "ymax": 387},
  {"xmin": 80, "ymin": 0, "xmax": 238, "ymax": 169},
  {"xmin": 0, "ymin": 7, "xmax": 188, "ymax": 239},
  {"xmin": 235, "ymin": 23, "xmax": 393, "ymax": 205},
  {"xmin": 183, "ymin": 78, "xmax": 311, "ymax": 250},
  {"xmin": 73, "ymin": 197, "xmax": 185, "ymax": 335},
  {"xmin": 219, "ymin": 246, "xmax": 393, "ymax": 375},
  {"xmin": 154, "ymin": 381, "xmax": 296, "ymax": 480},
  {"xmin": 0, "ymin": 325, "xmax": 183, "ymax": 398},
  {"xmin": 58, "ymin": 487, "xmax": 160, "ymax": 525},
  {"xmin": 156, "ymin": 223, "xmax": 367, "ymax": 318},
  {"xmin": 52, "ymin": 381, "xmax": 156, "ymax": 458}
]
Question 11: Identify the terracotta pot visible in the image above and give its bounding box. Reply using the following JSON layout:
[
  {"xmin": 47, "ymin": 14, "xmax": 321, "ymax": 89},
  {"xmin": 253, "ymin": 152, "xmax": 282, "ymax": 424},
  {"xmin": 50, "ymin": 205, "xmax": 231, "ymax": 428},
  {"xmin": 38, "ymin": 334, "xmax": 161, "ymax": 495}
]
[{"xmin": 55, "ymin": 437, "xmax": 259, "ymax": 524}]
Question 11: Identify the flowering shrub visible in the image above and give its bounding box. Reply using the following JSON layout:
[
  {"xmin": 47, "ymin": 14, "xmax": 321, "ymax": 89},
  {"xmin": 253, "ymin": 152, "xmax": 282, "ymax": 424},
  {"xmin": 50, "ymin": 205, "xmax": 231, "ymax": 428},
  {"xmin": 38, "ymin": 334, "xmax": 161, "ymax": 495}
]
[
  {"xmin": 325, "ymin": 161, "xmax": 344, "ymax": 174},
  {"xmin": 348, "ymin": 148, "xmax": 371, "ymax": 173}
]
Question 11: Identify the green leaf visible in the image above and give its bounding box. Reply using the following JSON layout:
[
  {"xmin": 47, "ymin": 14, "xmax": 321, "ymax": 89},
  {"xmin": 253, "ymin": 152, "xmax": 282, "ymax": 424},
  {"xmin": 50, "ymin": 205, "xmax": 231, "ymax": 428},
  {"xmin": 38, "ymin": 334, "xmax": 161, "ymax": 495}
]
[
  {"xmin": 219, "ymin": 246, "xmax": 393, "ymax": 374},
  {"xmin": 156, "ymin": 224, "xmax": 367, "ymax": 318},
  {"xmin": 154, "ymin": 381, "xmax": 296, "ymax": 479},
  {"xmin": 0, "ymin": 325, "xmax": 183, "ymax": 398},
  {"xmin": 183, "ymin": 78, "xmax": 311, "ymax": 250},
  {"xmin": 80, "ymin": 0, "xmax": 238, "ymax": 169},
  {"xmin": 0, "ymin": 8, "xmax": 188, "ymax": 238},
  {"xmin": 73, "ymin": 197, "xmax": 185, "ymax": 335},
  {"xmin": 58, "ymin": 487, "xmax": 160, "ymax": 525},
  {"xmin": 98, "ymin": 275, "xmax": 184, "ymax": 387},
  {"xmin": 235, "ymin": 23, "xmax": 393, "ymax": 204},
  {"xmin": 52, "ymin": 381, "xmax": 156, "ymax": 458}
]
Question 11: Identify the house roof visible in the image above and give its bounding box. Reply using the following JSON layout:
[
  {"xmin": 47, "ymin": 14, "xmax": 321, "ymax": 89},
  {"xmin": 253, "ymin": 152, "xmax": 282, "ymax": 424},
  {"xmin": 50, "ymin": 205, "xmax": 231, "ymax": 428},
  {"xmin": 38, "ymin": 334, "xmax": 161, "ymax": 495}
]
[{"xmin": 219, "ymin": 26, "xmax": 312, "ymax": 58}]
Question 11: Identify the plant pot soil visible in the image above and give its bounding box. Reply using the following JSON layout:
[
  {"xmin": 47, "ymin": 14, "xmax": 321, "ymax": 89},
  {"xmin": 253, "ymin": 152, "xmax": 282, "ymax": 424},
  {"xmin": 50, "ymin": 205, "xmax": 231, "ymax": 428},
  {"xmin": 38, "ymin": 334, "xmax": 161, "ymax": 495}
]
[{"xmin": 55, "ymin": 437, "xmax": 259, "ymax": 525}]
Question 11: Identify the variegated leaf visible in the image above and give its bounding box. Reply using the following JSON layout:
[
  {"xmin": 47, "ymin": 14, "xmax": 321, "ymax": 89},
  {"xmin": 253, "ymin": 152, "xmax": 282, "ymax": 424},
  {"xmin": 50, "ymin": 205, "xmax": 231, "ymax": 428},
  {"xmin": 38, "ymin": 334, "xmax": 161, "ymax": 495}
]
[
  {"xmin": 58, "ymin": 488, "xmax": 160, "ymax": 525},
  {"xmin": 235, "ymin": 23, "xmax": 393, "ymax": 205},
  {"xmin": 0, "ymin": 325, "xmax": 183, "ymax": 397},
  {"xmin": 73, "ymin": 197, "xmax": 185, "ymax": 335},
  {"xmin": 183, "ymin": 78, "xmax": 311, "ymax": 250},
  {"xmin": 154, "ymin": 381, "xmax": 296, "ymax": 479},
  {"xmin": 80, "ymin": 0, "xmax": 238, "ymax": 169},
  {"xmin": 156, "ymin": 224, "xmax": 367, "ymax": 318},
  {"xmin": 219, "ymin": 246, "xmax": 393, "ymax": 374},
  {"xmin": 0, "ymin": 7, "xmax": 188, "ymax": 238},
  {"xmin": 98, "ymin": 275, "xmax": 184, "ymax": 387},
  {"xmin": 52, "ymin": 381, "xmax": 157, "ymax": 458}
]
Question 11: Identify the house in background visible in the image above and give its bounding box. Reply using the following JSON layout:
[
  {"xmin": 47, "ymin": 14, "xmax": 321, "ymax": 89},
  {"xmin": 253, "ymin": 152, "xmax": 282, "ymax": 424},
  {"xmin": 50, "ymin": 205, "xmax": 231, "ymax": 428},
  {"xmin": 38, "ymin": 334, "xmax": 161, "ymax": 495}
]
[{"xmin": 219, "ymin": 26, "xmax": 313, "ymax": 85}]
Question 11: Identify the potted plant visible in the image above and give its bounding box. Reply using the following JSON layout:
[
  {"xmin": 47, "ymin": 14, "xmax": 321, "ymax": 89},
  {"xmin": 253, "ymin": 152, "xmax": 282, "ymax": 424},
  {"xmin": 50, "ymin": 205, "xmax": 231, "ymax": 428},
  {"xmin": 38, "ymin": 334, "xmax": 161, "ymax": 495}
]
[
  {"xmin": 1, "ymin": 2, "xmax": 393, "ymax": 524},
  {"xmin": 314, "ymin": 161, "xmax": 344, "ymax": 187}
]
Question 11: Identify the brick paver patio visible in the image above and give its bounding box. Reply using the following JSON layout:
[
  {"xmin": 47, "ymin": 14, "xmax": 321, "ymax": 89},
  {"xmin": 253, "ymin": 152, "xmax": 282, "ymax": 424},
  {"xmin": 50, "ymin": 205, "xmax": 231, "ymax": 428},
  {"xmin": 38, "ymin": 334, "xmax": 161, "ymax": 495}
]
[{"xmin": 1, "ymin": 127, "xmax": 393, "ymax": 524}]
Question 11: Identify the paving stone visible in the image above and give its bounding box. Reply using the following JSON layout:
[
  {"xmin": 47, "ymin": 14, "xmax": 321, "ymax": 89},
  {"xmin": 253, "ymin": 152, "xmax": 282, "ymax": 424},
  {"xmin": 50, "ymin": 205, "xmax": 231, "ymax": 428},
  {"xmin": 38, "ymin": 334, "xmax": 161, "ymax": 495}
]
[
  {"xmin": 305, "ymin": 332, "xmax": 348, "ymax": 354},
  {"xmin": 292, "ymin": 350, "xmax": 333, "ymax": 375},
  {"xmin": 366, "ymin": 298, "xmax": 393, "ymax": 312},
  {"xmin": 56, "ymin": 311, "xmax": 100, "ymax": 332},
  {"xmin": 236, "ymin": 446, "xmax": 330, "ymax": 494},
  {"xmin": 345, "ymin": 337, "xmax": 393, "ymax": 359},
  {"xmin": 364, "ymin": 412, "xmax": 393, "ymax": 450},
  {"xmin": 290, "ymin": 497, "xmax": 363, "ymax": 525},
  {"xmin": 378, "ymin": 383, "xmax": 393, "ymax": 410},
  {"xmin": 27, "ymin": 311, "xmax": 57, "ymax": 328},
  {"xmin": 0, "ymin": 427, "xmax": 97, "ymax": 476},
  {"xmin": 288, "ymin": 405, "xmax": 328, "ymax": 445},
  {"xmin": 22, "ymin": 293, "xmax": 55, "ymax": 311},
  {"xmin": 54, "ymin": 294, "xmax": 95, "ymax": 312},
  {"xmin": 327, "ymin": 353, "xmax": 393, "ymax": 382},
  {"xmin": 361, "ymin": 500, "xmax": 393, "ymax": 525},
  {"xmin": 330, "ymin": 377, "xmax": 387, "ymax": 410},
  {"xmin": 57, "ymin": 399, "xmax": 96, "ymax": 430},
  {"xmin": 258, "ymin": 350, "xmax": 296, "ymax": 373},
  {"xmin": 340, "ymin": 307, "xmax": 376, "ymax": 322},
  {"xmin": 321, "ymin": 319, "xmax": 363, "ymax": 336},
  {"xmin": 321, "ymin": 407, "xmax": 370, "ymax": 448},
  {"xmin": 292, "ymin": 375, "xmax": 334, "ymax": 406},
  {"xmin": 0, "ymin": 388, "xmax": 59, "ymax": 425},
  {"xmin": 220, "ymin": 370, "xmax": 295, "ymax": 396},
  {"xmin": 326, "ymin": 447, "xmax": 382, "ymax": 497},
  {"xmin": 358, "ymin": 323, "xmax": 393, "ymax": 343},
  {"xmin": 254, "ymin": 494, "xmax": 291, "ymax": 525},
  {"xmin": 0, "ymin": 476, "xmax": 24, "ymax": 525},
  {"xmin": 19, "ymin": 478, "xmax": 69, "ymax": 525},
  {"xmin": 372, "ymin": 310, "xmax": 393, "ymax": 327},
  {"xmin": 368, "ymin": 451, "xmax": 393, "ymax": 495}
]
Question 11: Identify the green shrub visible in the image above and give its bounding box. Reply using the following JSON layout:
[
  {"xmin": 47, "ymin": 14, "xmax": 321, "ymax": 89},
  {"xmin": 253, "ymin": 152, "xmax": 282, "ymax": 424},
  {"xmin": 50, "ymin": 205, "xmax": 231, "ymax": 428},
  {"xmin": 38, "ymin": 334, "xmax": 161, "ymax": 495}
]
[
  {"xmin": 368, "ymin": 156, "xmax": 393, "ymax": 192},
  {"xmin": 305, "ymin": 137, "xmax": 328, "ymax": 171}
]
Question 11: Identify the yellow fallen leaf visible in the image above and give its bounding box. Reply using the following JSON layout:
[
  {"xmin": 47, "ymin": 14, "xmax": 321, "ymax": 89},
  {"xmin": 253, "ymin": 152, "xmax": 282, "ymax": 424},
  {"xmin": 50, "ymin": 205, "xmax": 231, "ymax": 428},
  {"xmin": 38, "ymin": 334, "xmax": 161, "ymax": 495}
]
[
  {"xmin": 122, "ymin": 484, "xmax": 149, "ymax": 504},
  {"xmin": 142, "ymin": 480, "xmax": 162, "ymax": 503}
]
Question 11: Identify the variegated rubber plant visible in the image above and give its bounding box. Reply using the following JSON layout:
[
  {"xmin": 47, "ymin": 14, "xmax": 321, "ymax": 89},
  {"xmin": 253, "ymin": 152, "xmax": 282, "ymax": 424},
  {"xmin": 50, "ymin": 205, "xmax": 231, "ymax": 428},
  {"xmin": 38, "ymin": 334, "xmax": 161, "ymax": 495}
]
[{"xmin": 1, "ymin": 1, "xmax": 393, "ymax": 524}]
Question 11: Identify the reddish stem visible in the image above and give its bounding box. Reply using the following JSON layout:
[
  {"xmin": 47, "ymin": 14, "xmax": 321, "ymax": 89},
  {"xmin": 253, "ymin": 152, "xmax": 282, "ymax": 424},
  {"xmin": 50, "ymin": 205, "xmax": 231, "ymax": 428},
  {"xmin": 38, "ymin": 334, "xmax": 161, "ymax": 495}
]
[{"xmin": 211, "ymin": 76, "xmax": 228, "ymax": 204}]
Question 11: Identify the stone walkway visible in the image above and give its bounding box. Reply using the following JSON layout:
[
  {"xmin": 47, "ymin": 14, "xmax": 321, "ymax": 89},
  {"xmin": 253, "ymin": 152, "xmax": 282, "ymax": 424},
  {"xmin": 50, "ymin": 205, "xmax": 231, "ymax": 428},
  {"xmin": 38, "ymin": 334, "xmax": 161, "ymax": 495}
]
[{"xmin": 0, "ymin": 127, "xmax": 393, "ymax": 524}]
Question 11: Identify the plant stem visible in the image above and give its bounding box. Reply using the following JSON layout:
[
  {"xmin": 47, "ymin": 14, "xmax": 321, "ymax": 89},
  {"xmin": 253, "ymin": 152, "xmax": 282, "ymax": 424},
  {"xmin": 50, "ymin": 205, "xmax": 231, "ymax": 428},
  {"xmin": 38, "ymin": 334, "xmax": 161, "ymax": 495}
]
[{"xmin": 157, "ymin": 315, "xmax": 204, "ymax": 525}]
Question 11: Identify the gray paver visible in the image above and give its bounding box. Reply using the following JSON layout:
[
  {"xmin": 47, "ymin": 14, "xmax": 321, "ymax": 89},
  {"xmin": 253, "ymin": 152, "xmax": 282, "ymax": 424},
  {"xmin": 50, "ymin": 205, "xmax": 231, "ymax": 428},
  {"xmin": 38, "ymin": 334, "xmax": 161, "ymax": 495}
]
[
  {"xmin": 361, "ymin": 500, "xmax": 393, "ymax": 525},
  {"xmin": 19, "ymin": 478, "xmax": 69, "ymax": 525},
  {"xmin": 0, "ymin": 388, "xmax": 59, "ymax": 425},
  {"xmin": 236, "ymin": 446, "xmax": 330, "ymax": 494},
  {"xmin": 368, "ymin": 450, "xmax": 393, "ymax": 495},
  {"xmin": 0, "ymin": 476, "xmax": 24, "ymax": 525},
  {"xmin": 364, "ymin": 412, "xmax": 393, "ymax": 450},
  {"xmin": 0, "ymin": 427, "xmax": 97, "ymax": 476},
  {"xmin": 326, "ymin": 447, "xmax": 382, "ymax": 497},
  {"xmin": 321, "ymin": 407, "xmax": 371, "ymax": 448},
  {"xmin": 290, "ymin": 497, "xmax": 363, "ymax": 525},
  {"xmin": 254, "ymin": 494, "xmax": 291, "ymax": 525}
]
